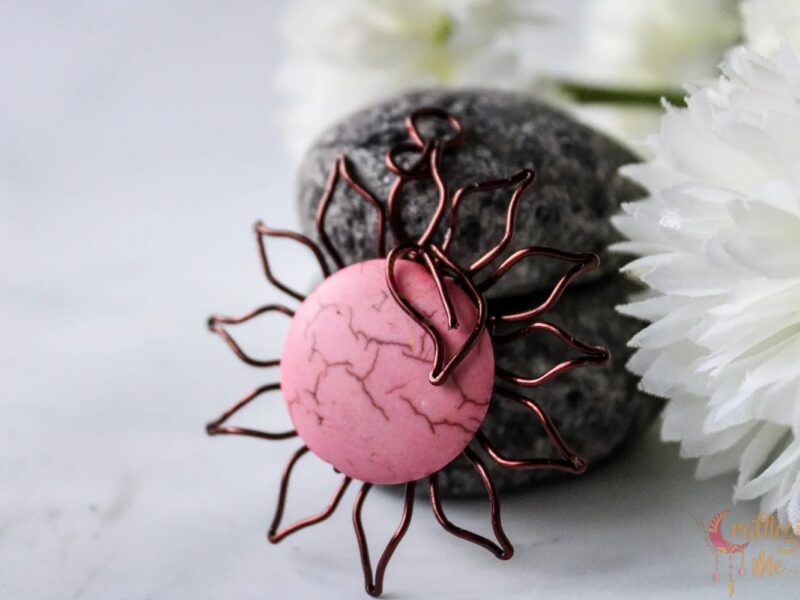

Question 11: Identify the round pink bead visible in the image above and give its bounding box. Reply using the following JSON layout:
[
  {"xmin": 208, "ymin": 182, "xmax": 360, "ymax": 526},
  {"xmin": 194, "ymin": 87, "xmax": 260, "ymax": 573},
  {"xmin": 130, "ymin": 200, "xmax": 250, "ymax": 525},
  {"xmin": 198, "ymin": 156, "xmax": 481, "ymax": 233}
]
[{"xmin": 280, "ymin": 258, "xmax": 494, "ymax": 484}]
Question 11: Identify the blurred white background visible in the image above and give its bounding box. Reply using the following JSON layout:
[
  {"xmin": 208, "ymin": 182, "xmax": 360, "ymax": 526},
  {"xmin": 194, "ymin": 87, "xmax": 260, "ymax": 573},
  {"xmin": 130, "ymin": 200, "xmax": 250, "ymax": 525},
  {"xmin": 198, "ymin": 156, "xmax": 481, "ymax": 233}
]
[{"xmin": 0, "ymin": 2, "xmax": 793, "ymax": 599}]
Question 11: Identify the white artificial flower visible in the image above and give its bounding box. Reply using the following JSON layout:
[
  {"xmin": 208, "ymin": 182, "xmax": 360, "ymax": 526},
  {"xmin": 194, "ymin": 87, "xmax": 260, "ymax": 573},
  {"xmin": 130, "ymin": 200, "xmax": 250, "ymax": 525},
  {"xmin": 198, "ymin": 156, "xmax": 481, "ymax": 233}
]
[
  {"xmin": 742, "ymin": 0, "xmax": 800, "ymax": 56},
  {"xmin": 580, "ymin": 0, "xmax": 741, "ymax": 88},
  {"xmin": 613, "ymin": 41, "xmax": 800, "ymax": 523},
  {"xmin": 276, "ymin": 0, "xmax": 545, "ymax": 159},
  {"xmin": 569, "ymin": 0, "xmax": 741, "ymax": 148}
]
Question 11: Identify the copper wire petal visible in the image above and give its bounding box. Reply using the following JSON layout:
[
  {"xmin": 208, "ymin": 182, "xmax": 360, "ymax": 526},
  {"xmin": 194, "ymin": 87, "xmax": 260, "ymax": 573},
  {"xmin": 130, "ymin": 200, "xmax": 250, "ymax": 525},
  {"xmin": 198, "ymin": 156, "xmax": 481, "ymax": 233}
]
[
  {"xmin": 385, "ymin": 140, "xmax": 449, "ymax": 247},
  {"xmin": 481, "ymin": 246, "xmax": 599, "ymax": 322},
  {"xmin": 442, "ymin": 169, "xmax": 536, "ymax": 274},
  {"xmin": 254, "ymin": 221, "xmax": 331, "ymax": 301},
  {"xmin": 478, "ymin": 387, "xmax": 587, "ymax": 474},
  {"xmin": 316, "ymin": 156, "xmax": 386, "ymax": 268},
  {"xmin": 385, "ymin": 244, "xmax": 488, "ymax": 386},
  {"xmin": 268, "ymin": 446, "xmax": 353, "ymax": 543},
  {"xmin": 493, "ymin": 320, "xmax": 609, "ymax": 387},
  {"xmin": 353, "ymin": 481, "xmax": 416, "ymax": 597},
  {"xmin": 429, "ymin": 447, "xmax": 514, "ymax": 559},
  {"xmin": 207, "ymin": 303, "xmax": 294, "ymax": 367},
  {"xmin": 205, "ymin": 382, "xmax": 297, "ymax": 441}
]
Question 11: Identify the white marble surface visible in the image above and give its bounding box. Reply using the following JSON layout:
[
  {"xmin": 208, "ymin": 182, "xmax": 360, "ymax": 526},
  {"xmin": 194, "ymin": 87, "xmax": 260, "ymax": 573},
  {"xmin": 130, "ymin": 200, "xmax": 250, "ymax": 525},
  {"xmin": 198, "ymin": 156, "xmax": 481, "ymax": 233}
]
[{"xmin": 1, "ymin": 2, "xmax": 796, "ymax": 599}]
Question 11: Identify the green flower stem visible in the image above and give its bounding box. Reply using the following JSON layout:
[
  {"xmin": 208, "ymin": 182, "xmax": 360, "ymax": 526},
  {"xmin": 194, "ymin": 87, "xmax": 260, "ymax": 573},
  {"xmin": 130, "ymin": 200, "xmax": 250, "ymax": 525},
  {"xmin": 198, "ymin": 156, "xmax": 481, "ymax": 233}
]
[
  {"xmin": 430, "ymin": 13, "xmax": 454, "ymax": 46},
  {"xmin": 557, "ymin": 80, "xmax": 687, "ymax": 108}
]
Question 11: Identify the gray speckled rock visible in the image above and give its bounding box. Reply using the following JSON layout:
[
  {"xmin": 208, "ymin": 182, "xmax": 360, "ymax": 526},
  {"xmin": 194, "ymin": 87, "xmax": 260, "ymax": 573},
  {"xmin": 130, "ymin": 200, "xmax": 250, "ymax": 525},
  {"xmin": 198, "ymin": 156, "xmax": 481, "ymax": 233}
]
[
  {"xmin": 297, "ymin": 88, "xmax": 642, "ymax": 298},
  {"xmin": 294, "ymin": 88, "xmax": 661, "ymax": 497}
]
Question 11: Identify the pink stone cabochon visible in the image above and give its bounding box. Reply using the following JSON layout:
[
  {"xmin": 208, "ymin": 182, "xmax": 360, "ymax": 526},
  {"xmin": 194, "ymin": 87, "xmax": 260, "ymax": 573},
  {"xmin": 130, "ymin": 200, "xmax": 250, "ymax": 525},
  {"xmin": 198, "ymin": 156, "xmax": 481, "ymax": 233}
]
[{"xmin": 280, "ymin": 258, "xmax": 494, "ymax": 484}]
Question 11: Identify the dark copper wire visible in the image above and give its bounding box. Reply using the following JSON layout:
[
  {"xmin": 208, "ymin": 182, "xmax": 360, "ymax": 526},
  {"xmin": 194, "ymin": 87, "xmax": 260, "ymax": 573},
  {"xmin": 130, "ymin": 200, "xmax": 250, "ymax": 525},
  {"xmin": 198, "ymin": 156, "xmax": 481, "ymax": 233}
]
[
  {"xmin": 478, "ymin": 387, "xmax": 587, "ymax": 474},
  {"xmin": 419, "ymin": 246, "xmax": 458, "ymax": 329},
  {"xmin": 207, "ymin": 303, "xmax": 294, "ymax": 367},
  {"xmin": 480, "ymin": 247, "xmax": 599, "ymax": 321},
  {"xmin": 385, "ymin": 139, "xmax": 451, "ymax": 248},
  {"xmin": 384, "ymin": 107, "xmax": 463, "ymax": 245},
  {"xmin": 385, "ymin": 243, "xmax": 487, "ymax": 385},
  {"xmin": 429, "ymin": 446, "xmax": 513, "ymax": 560},
  {"xmin": 442, "ymin": 169, "xmax": 536, "ymax": 273},
  {"xmin": 385, "ymin": 139, "xmax": 432, "ymax": 244},
  {"xmin": 316, "ymin": 155, "xmax": 386, "ymax": 269},
  {"xmin": 340, "ymin": 156, "xmax": 387, "ymax": 258},
  {"xmin": 206, "ymin": 382, "xmax": 297, "ymax": 440},
  {"xmin": 417, "ymin": 141, "xmax": 448, "ymax": 247},
  {"xmin": 268, "ymin": 445, "xmax": 353, "ymax": 543},
  {"xmin": 254, "ymin": 222, "xmax": 330, "ymax": 300},
  {"xmin": 494, "ymin": 321, "xmax": 610, "ymax": 387},
  {"xmin": 207, "ymin": 106, "xmax": 612, "ymax": 598},
  {"xmin": 405, "ymin": 106, "xmax": 464, "ymax": 148},
  {"xmin": 317, "ymin": 159, "xmax": 346, "ymax": 269},
  {"xmin": 353, "ymin": 481, "xmax": 416, "ymax": 598},
  {"xmin": 385, "ymin": 139, "xmax": 434, "ymax": 179}
]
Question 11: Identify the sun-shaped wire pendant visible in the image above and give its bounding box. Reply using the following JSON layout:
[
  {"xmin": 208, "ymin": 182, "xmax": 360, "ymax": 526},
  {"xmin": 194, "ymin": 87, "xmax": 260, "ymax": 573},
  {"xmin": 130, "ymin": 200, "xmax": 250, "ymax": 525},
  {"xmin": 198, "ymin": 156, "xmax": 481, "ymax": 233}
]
[{"xmin": 206, "ymin": 107, "xmax": 609, "ymax": 597}]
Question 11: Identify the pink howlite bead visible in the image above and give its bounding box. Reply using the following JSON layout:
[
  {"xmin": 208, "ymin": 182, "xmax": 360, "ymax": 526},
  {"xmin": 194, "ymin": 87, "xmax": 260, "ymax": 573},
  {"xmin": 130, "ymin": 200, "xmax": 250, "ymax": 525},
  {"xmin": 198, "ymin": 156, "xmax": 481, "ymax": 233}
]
[{"xmin": 280, "ymin": 258, "xmax": 494, "ymax": 484}]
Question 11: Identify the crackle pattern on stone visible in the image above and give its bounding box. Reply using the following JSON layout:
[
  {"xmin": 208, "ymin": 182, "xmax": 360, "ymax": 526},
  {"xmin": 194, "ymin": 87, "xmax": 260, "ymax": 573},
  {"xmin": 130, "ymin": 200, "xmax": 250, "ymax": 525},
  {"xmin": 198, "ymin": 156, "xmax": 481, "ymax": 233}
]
[{"xmin": 280, "ymin": 259, "xmax": 493, "ymax": 484}]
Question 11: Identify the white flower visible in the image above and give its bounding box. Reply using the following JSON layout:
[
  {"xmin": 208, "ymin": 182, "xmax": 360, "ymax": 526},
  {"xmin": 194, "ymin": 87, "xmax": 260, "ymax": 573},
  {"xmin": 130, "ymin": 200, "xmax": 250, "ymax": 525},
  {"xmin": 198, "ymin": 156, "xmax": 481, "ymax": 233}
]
[
  {"xmin": 275, "ymin": 0, "xmax": 545, "ymax": 159},
  {"xmin": 579, "ymin": 0, "xmax": 741, "ymax": 88},
  {"xmin": 613, "ymin": 41, "xmax": 800, "ymax": 523},
  {"xmin": 568, "ymin": 0, "xmax": 740, "ymax": 148},
  {"xmin": 742, "ymin": 0, "xmax": 800, "ymax": 56}
]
